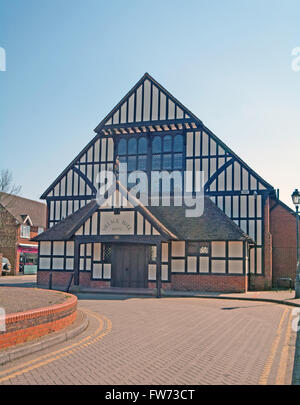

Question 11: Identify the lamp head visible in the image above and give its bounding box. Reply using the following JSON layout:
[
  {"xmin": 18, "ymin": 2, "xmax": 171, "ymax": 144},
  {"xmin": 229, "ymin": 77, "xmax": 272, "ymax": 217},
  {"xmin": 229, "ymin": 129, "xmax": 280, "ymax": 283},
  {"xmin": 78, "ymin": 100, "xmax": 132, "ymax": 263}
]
[{"xmin": 292, "ymin": 189, "xmax": 300, "ymax": 206}]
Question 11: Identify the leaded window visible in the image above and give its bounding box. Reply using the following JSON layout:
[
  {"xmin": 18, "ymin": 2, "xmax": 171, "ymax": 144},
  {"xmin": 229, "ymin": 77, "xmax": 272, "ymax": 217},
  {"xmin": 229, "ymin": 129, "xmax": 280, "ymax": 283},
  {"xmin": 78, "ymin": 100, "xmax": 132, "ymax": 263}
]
[
  {"xmin": 102, "ymin": 244, "xmax": 112, "ymax": 263},
  {"xmin": 117, "ymin": 137, "xmax": 148, "ymax": 172},
  {"xmin": 151, "ymin": 134, "xmax": 184, "ymax": 171}
]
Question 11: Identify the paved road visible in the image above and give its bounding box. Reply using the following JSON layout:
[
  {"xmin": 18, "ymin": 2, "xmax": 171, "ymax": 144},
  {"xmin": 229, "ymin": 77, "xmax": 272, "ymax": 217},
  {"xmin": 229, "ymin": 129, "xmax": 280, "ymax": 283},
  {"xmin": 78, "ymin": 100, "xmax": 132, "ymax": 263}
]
[
  {"xmin": 0, "ymin": 294, "xmax": 297, "ymax": 385},
  {"xmin": 0, "ymin": 287, "xmax": 67, "ymax": 314},
  {"xmin": 0, "ymin": 275, "xmax": 36, "ymax": 288}
]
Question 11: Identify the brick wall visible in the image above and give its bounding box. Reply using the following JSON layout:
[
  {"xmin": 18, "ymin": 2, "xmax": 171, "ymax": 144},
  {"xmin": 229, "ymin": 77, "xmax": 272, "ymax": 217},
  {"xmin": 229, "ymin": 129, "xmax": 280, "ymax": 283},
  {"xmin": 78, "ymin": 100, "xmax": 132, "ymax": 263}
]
[
  {"xmin": 263, "ymin": 197, "xmax": 273, "ymax": 289},
  {"xmin": 37, "ymin": 271, "xmax": 110, "ymax": 289},
  {"xmin": 170, "ymin": 274, "xmax": 247, "ymax": 293},
  {"xmin": 148, "ymin": 282, "xmax": 172, "ymax": 290},
  {"xmin": 248, "ymin": 196, "xmax": 275, "ymax": 291},
  {"xmin": 0, "ymin": 206, "xmax": 40, "ymax": 276},
  {"xmin": 38, "ymin": 271, "xmax": 247, "ymax": 292},
  {"xmin": 0, "ymin": 292, "xmax": 77, "ymax": 349},
  {"xmin": 248, "ymin": 274, "xmax": 270, "ymax": 290},
  {"xmin": 80, "ymin": 272, "xmax": 110, "ymax": 288},
  {"xmin": 270, "ymin": 201, "xmax": 299, "ymax": 286},
  {"xmin": 37, "ymin": 271, "xmax": 74, "ymax": 289},
  {"xmin": 0, "ymin": 207, "xmax": 18, "ymax": 275},
  {"xmin": 0, "ymin": 246, "xmax": 17, "ymax": 276}
]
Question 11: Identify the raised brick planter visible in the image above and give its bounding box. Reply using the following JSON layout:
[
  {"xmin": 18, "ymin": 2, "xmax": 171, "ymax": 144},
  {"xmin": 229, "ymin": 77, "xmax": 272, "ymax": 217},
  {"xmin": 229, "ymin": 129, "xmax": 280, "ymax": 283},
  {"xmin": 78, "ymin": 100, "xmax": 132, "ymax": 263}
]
[{"xmin": 0, "ymin": 291, "xmax": 77, "ymax": 350}]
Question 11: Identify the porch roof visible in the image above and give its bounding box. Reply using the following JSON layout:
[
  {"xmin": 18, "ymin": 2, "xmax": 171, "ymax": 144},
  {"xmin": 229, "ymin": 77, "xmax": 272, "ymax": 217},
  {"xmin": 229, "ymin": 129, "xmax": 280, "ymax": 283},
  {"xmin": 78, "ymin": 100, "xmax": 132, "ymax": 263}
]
[
  {"xmin": 147, "ymin": 198, "xmax": 253, "ymax": 242},
  {"xmin": 33, "ymin": 195, "xmax": 253, "ymax": 243},
  {"xmin": 32, "ymin": 200, "xmax": 98, "ymax": 241}
]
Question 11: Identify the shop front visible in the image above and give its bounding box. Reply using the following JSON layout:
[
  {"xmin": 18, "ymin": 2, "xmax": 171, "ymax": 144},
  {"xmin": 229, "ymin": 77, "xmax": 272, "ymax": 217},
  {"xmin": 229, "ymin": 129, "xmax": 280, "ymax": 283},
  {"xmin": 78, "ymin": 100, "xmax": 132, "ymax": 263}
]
[{"xmin": 18, "ymin": 244, "xmax": 38, "ymax": 274}]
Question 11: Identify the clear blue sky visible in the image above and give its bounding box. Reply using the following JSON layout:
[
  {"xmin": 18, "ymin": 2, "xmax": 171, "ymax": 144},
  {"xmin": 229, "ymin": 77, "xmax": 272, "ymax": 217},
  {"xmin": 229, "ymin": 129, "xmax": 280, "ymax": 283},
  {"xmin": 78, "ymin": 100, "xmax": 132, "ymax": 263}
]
[{"xmin": 1, "ymin": 0, "xmax": 300, "ymax": 208}]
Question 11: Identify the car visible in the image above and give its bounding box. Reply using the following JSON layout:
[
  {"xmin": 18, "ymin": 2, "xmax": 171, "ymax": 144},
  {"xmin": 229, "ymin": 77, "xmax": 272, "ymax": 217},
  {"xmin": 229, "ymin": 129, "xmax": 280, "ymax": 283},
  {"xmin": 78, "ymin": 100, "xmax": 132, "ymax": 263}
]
[{"xmin": 2, "ymin": 257, "xmax": 11, "ymax": 275}]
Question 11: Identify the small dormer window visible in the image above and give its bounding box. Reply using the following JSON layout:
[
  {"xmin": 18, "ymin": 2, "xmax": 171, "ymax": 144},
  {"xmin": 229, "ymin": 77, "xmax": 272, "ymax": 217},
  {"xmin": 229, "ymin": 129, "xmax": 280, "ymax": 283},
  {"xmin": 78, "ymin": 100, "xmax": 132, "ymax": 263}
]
[{"xmin": 21, "ymin": 225, "xmax": 30, "ymax": 238}]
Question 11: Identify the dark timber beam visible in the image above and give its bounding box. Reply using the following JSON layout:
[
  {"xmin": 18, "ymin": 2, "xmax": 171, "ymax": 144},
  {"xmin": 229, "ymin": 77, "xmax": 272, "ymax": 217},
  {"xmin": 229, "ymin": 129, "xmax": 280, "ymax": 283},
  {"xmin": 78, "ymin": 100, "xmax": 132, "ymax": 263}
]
[
  {"xmin": 74, "ymin": 239, "xmax": 80, "ymax": 286},
  {"xmin": 156, "ymin": 242, "xmax": 162, "ymax": 298}
]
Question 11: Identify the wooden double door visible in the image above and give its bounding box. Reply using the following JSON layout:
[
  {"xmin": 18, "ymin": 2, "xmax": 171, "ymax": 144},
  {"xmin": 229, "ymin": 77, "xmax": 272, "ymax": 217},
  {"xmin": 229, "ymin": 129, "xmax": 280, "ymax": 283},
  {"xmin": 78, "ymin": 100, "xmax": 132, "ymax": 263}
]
[{"xmin": 111, "ymin": 244, "xmax": 148, "ymax": 288}]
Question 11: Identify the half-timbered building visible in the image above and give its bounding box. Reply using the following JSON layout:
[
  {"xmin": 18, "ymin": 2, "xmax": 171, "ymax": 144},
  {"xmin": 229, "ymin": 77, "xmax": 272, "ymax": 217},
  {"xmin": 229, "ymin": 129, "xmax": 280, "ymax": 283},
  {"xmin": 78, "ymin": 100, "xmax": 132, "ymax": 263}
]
[{"xmin": 34, "ymin": 73, "xmax": 297, "ymax": 293}]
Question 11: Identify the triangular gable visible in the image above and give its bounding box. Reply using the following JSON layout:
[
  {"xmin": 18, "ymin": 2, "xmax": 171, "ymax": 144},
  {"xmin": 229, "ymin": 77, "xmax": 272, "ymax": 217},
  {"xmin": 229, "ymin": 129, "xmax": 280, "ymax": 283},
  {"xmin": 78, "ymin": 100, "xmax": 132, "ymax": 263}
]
[
  {"xmin": 76, "ymin": 183, "xmax": 178, "ymax": 239},
  {"xmin": 40, "ymin": 73, "xmax": 274, "ymax": 201},
  {"xmin": 94, "ymin": 72, "xmax": 200, "ymax": 132},
  {"xmin": 21, "ymin": 214, "xmax": 33, "ymax": 226},
  {"xmin": 36, "ymin": 183, "xmax": 178, "ymax": 241}
]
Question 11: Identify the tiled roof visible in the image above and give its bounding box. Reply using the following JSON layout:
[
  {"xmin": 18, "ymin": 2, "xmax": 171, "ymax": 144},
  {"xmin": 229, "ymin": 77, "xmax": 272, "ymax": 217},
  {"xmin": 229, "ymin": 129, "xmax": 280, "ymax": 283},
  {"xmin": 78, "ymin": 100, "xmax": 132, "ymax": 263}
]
[
  {"xmin": 147, "ymin": 197, "xmax": 252, "ymax": 241},
  {"xmin": 0, "ymin": 192, "xmax": 47, "ymax": 228},
  {"xmin": 33, "ymin": 194, "xmax": 252, "ymax": 243},
  {"xmin": 33, "ymin": 200, "xmax": 98, "ymax": 241}
]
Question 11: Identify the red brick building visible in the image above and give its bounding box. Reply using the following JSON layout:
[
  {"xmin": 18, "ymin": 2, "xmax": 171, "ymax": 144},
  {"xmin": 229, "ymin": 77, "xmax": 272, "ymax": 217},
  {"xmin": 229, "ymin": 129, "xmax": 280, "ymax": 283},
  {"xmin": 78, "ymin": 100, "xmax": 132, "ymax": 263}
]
[
  {"xmin": 0, "ymin": 193, "xmax": 47, "ymax": 275},
  {"xmin": 34, "ymin": 73, "xmax": 299, "ymax": 292}
]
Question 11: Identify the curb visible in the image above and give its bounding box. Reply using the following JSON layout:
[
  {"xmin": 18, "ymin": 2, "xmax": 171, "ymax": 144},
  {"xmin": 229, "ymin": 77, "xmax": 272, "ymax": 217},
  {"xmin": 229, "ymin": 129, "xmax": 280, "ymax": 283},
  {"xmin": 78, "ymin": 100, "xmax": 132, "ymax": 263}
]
[
  {"xmin": 0, "ymin": 289, "xmax": 78, "ymax": 350},
  {"xmin": 162, "ymin": 293, "xmax": 300, "ymax": 307},
  {"xmin": 74, "ymin": 288, "xmax": 156, "ymax": 296},
  {"xmin": 72, "ymin": 288, "xmax": 300, "ymax": 308},
  {"xmin": 0, "ymin": 310, "xmax": 89, "ymax": 366}
]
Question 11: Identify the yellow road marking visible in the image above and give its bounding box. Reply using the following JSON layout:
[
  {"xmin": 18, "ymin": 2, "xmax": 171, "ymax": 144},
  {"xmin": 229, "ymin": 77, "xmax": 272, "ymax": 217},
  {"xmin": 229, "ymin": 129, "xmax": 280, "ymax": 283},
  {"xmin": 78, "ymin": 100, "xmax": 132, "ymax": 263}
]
[
  {"xmin": 259, "ymin": 307, "xmax": 289, "ymax": 385},
  {"xmin": 0, "ymin": 309, "xmax": 103, "ymax": 376},
  {"xmin": 275, "ymin": 309, "xmax": 293, "ymax": 385},
  {"xmin": 0, "ymin": 310, "xmax": 112, "ymax": 383}
]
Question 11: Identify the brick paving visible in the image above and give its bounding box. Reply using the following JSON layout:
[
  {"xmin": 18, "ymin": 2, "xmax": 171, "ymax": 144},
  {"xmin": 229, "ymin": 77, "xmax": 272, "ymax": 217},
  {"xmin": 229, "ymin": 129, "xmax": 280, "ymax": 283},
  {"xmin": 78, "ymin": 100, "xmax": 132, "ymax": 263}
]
[
  {"xmin": 165, "ymin": 289, "xmax": 300, "ymax": 305},
  {"xmin": 0, "ymin": 296, "xmax": 297, "ymax": 385},
  {"xmin": 0, "ymin": 287, "xmax": 68, "ymax": 314},
  {"xmin": 0, "ymin": 275, "xmax": 36, "ymax": 288}
]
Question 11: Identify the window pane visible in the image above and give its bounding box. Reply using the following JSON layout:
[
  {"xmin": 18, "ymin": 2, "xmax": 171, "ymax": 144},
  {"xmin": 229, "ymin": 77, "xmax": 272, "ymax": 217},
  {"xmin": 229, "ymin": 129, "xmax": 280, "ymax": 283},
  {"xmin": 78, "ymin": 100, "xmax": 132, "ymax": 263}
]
[
  {"xmin": 148, "ymin": 246, "xmax": 157, "ymax": 262},
  {"xmin": 118, "ymin": 139, "xmax": 126, "ymax": 155},
  {"xmin": 163, "ymin": 154, "xmax": 172, "ymax": 170},
  {"xmin": 188, "ymin": 242, "xmax": 209, "ymax": 255},
  {"xmin": 138, "ymin": 137, "xmax": 147, "ymax": 154},
  {"xmin": 128, "ymin": 138, "xmax": 137, "ymax": 155},
  {"xmin": 174, "ymin": 153, "xmax": 183, "ymax": 169},
  {"xmin": 199, "ymin": 242, "xmax": 210, "ymax": 255},
  {"xmin": 128, "ymin": 156, "xmax": 136, "ymax": 171},
  {"xmin": 187, "ymin": 242, "xmax": 199, "ymax": 255},
  {"xmin": 211, "ymin": 241, "xmax": 226, "ymax": 257},
  {"xmin": 152, "ymin": 155, "xmax": 161, "ymax": 170},
  {"xmin": 152, "ymin": 136, "xmax": 161, "ymax": 153},
  {"xmin": 163, "ymin": 135, "xmax": 172, "ymax": 152},
  {"xmin": 138, "ymin": 155, "xmax": 147, "ymax": 171},
  {"xmin": 174, "ymin": 135, "xmax": 183, "ymax": 152},
  {"xmin": 21, "ymin": 225, "xmax": 30, "ymax": 238},
  {"xmin": 103, "ymin": 244, "xmax": 112, "ymax": 263},
  {"xmin": 119, "ymin": 156, "xmax": 126, "ymax": 163}
]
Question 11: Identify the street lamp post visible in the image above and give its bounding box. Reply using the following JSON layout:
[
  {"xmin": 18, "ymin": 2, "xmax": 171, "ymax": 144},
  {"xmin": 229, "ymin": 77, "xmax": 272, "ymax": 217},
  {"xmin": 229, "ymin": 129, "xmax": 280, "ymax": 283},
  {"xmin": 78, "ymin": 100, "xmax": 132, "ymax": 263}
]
[{"xmin": 292, "ymin": 189, "xmax": 300, "ymax": 298}]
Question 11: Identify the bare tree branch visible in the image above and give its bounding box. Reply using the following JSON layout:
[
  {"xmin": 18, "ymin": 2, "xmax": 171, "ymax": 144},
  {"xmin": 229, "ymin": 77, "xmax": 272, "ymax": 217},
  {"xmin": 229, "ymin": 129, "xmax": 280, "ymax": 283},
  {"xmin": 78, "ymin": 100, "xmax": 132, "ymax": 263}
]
[
  {"xmin": 0, "ymin": 170, "xmax": 22, "ymax": 251},
  {"xmin": 0, "ymin": 169, "xmax": 21, "ymax": 209}
]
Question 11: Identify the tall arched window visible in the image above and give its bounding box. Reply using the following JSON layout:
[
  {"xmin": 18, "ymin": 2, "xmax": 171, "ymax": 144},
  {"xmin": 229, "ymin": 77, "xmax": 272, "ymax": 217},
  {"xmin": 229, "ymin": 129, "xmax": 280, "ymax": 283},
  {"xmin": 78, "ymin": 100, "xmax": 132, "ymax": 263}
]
[
  {"xmin": 118, "ymin": 139, "xmax": 126, "ymax": 156},
  {"xmin": 137, "ymin": 138, "xmax": 147, "ymax": 170},
  {"xmin": 117, "ymin": 137, "xmax": 148, "ymax": 172},
  {"xmin": 151, "ymin": 134, "xmax": 184, "ymax": 171},
  {"xmin": 152, "ymin": 136, "xmax": 161, "ymax": 153},
  {"xmin": 163, "ymin": 135, "xmax": 172, "ymax": 152},
  {"xmin": 173, "ymin": 134, "xmax": 183, "ymax": 169},
  {"xmin": 128, "ymin": 138, "xmax": 137, "ymax": 155},
  {"xmin": 174, "ymin": 134, "xmax": 183, "ymax": 152}
]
